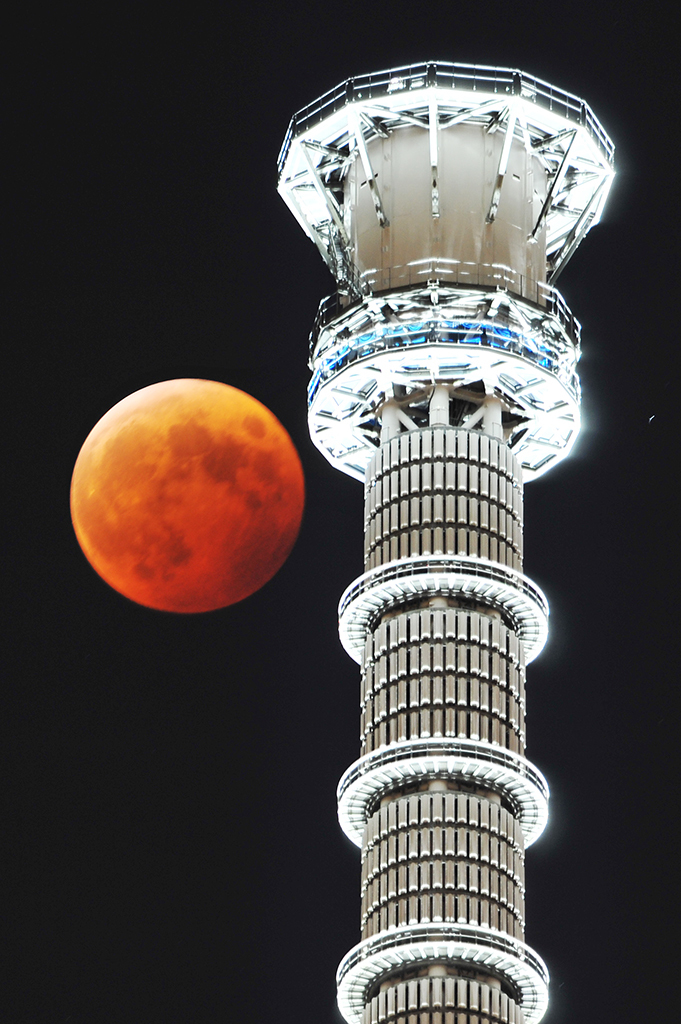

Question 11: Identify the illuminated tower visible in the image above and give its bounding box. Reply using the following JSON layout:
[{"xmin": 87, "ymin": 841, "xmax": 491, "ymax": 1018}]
[{"xmin": 278, "ymin": 63, "xmax": 613, "ymax": 1024}]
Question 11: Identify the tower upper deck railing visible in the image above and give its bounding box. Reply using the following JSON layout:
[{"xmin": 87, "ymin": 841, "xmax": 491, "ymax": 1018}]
[{"xmin": 277, "ymin": 61, "xmax": 615, "ymax": 174}]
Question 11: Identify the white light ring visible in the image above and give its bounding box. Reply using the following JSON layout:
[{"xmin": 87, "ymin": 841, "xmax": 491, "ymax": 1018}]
[
  {"xmin": 307, "ymin": 342, "xmax": 581, "ymax": 483},
  {"xmin": 336, "ymin": 738, "xmax": 549, "ymax": 848},
  {"xmin": 336, "ymin": 923, "xmax": 549, "ymax": 1024},
  {"xmin": 338, "ymin": 556, "xmax": 549, "ymax": 664}
]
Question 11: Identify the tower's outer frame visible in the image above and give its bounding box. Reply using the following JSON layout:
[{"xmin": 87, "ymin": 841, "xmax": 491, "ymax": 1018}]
[
  {"xmin": 279, "ymin": 62, "xmax": 613, "ymax": 482},
  {"xmin": 278, "ymin": 61, "xmax": 613, "ymax": 1024}
]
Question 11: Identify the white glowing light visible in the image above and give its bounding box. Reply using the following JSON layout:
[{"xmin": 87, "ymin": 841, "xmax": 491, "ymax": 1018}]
[
  {"xmin": 336, "ymin": 923, "xmax": 549, "ymax": 1024},
  {"xmin": 336, "ymin": 738, "xmax": 550, "ymax": 849},
  {"xmin": 338, "ymin": 555, "xmax": 549, "ymax": 664}
]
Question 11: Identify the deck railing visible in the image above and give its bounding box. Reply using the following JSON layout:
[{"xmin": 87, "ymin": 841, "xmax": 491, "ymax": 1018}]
[{"xmin": 278, "ymin": 61, "xmax": 614, "ymax": 173}]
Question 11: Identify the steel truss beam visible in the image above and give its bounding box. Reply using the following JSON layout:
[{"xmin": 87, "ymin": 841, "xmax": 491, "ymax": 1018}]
[{"xmin": 306, "ymin": 282, "xmax": 581, "ymax": 481}]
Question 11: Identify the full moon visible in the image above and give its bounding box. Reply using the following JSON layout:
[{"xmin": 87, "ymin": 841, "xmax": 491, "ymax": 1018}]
[{"xmin": 70, "ymin": 379, "xmax": 305, "ymax": 612}]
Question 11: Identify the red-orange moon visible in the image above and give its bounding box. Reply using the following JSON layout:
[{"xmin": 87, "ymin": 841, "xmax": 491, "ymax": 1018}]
[{"xmin": 70, "ymin": 379, "xmax": 305, "ymax": 612}]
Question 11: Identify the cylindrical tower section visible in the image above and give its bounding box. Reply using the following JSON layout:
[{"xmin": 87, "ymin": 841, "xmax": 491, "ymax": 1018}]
[
  {"xmin": 349, "ymin": 422, "xmax": 532, "ymax": 1024},
  {"xmin": 363, "ymin": 426, "xmax": 523, "ymax": 573},
  {"xmin": 362, "ymin": 970, "xmax": 526, "ymax": 1024},
  {"xmin": 361, "ymin": 426, "xmax": 526, "ymax": 756},
  {"xmin": 359, "ymin": 604, "xmax": 526, "ymax": 759},
  {"xmin": 359, "ymin": 786, "xmax": 526, "ymax": 943},
  {"xmin": 345, "ymin": 123, "xmax": 548, "ymax": 300}
]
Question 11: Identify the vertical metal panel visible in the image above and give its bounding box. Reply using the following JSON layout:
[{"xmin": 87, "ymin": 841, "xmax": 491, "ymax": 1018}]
[
  {"xmin": 407, "ymin": 980, "xmax": 419, "ymax": 1012},
  {"xmin": 477, "ymin": 498, "xmax": 489, "ymax": 535},
  {"xmin": 456, "ymin": 459, "xmax": 468, "ymax": 494},
  {"xmin": 480, "ymin": 983, "xmax": 490, "ymax": 1015},
  {"xmin": 479, "ymin": 466, "xmax": 490, "ymax": 499},
  {"xmin": 479, "ymin": 679, "xmax": 490, "ymax": 712},
  {"xmin": 433, "ymin": 460, "xmax": 444, "ymax": 491},
  {"xmin": 479, "ymin": 433, "xmax": 490, "ymax": 466},
  {"xmin": 489, "ymin": 466, "xmax": 499, "ymax": 502},
  {"xmin": 432, "ymin": 858, "xmax": 443, "ymax": 889},
  {"xmin": 490, "ymin": 501, "xmax": 499, "ymax": 535},
  {"xmin": 431, "ymin": 976, "xmax": 443, "ymax": 1008}
]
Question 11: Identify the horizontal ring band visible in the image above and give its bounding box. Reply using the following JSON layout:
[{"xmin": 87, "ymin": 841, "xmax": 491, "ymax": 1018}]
[
  {"xmin": 337, "ymin": 738, "xmax": 549, "ymax": 847},
  {"xmin": 337, "ymin": 923, "xmax": 549, "ymax": 1024},
  {"xmin": 338, "ymin": 555, "xmax": 549, "ymax": 664}
]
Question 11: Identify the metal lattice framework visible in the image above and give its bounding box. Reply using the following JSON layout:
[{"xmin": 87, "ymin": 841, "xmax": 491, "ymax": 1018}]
[
  {"xmin": 279, "ymin": 62, "xmax": 614, "ymax": 481},
  {"xmin": 278, "ymin": 61, "xmax": 614, "ymax": 289},
  {"xmin": 307, "ymin": 281, "xmax": 582, "ymax": 480}
]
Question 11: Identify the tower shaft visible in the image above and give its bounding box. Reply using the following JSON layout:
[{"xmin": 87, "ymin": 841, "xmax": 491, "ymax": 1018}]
[
  {"xmin": 360, "ymin": 430, "xmax": 529, "ymax": 1024},
  {"xmin": 278, "ymin": 61, "xmax": 614, "ymax": 1024},
  {"xmin": 338, "ymin": 420, "xmax": 545, "ymax": 1024}
]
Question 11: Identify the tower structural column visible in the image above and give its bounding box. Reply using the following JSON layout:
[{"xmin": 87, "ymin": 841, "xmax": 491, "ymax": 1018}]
[
  {"xmin": 277, "ymin": 61, "xmax": 614, "ymax": 1024},
  {"xmin": 337, "ymin": 420, "xmax": 547, "ymax": 1024}
]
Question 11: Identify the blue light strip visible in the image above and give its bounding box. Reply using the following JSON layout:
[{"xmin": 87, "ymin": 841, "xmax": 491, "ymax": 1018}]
[{"xmin": 308, "ymin": 322, "xmax": 579, "ymax": 406}]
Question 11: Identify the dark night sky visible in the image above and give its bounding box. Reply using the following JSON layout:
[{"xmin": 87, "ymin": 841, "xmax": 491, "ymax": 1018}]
[{"xmin": 4, "ymin": 5, "xmax": 678, "ymax": 1023}]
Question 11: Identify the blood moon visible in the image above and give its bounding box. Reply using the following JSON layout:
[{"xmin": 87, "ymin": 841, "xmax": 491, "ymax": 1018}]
[{"xmin": 70, "ymin": 379, "xmax": 304, "ymax": 612}]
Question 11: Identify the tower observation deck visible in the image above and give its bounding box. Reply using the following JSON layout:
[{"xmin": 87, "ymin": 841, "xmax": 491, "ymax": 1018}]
[{"xmin": 278, "ymin": 62, "xmax": 614, "ymax": 1024}]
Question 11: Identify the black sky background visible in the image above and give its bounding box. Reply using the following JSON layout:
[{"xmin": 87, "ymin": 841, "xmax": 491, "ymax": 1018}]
[{"xmin": 4, "ymin": 4, "xmax": 679, "ymax": 1022}]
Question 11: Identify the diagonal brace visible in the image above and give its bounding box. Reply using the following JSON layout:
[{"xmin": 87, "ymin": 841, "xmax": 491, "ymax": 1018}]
[
  {"xmin": 530, "ymin": 131, "xmax": 576, "ymax": 239},
  {"xmin": 349, "ymin": 108, "xmax": 389, "ymax": 228},
  {"xmin": 300, "ymin": 141, "xmax": 350, "ymax": 244},
  {"xmin": 486, "ymin": 105, "xmax": 518, "ymax": 224}
]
